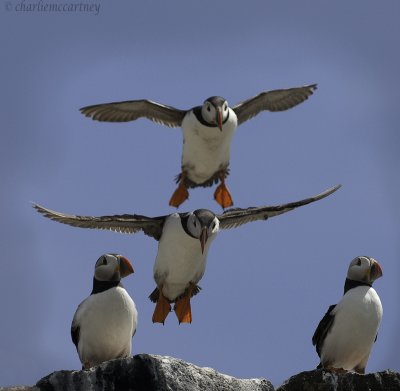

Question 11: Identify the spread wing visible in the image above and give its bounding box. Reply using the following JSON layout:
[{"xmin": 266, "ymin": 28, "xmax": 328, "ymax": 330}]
[
  {"xmin": 33, "ymin": 204, "xmax": 166, "ymax": 241},
  {"xmin": 80, "ymin": 99, "xmax": 187, "ymax": 127},
  {"xmin": 312, "ymin": 304, "xmax": 336, "ymax": 357},
  {"xmin": 232, "ymin": 84, "xmax": 317, "ymax": 125},
  {"xmin": 217, "ymin": 184, "xmax": 340, "ymax": 230}
]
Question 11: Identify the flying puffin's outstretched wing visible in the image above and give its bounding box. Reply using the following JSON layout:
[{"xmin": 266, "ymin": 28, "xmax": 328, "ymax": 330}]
[
  {"xmin": 217, "ymin": 184, "xmax": 340, "ymax": 230},
  {"xmin": 33, "ymin": 204, "xmax": 166, "ymax": 241},
  {"xmin": 80, "ymin": 99, "xmax": 186, "ymax": 127},
  {"xmin": 232, "ymin": 84, "xmax": 317, "ymax": 125}
]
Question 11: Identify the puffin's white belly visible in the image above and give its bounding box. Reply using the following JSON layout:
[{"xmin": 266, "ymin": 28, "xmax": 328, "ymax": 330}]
[
  {"xmin": 77, "ymin": 287, "xmax": 137, "ymax": 367},
  {"xmin": 181, "ymin": 110, "xmax": 237, "ymax": 184},
  {"xmin": 321, "ymin": 287, "xmax": 382, "ymax": 370},
  {"xmin": 153, "ymin": 214, "xmax": 216, "ymax": 300}
]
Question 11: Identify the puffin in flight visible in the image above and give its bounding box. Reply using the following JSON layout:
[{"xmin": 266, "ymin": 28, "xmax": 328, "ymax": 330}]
[
  {"xmin": 80, "ymin": 84, "xmax": 317, "ymax": 208},
  {"xmin": 34, "ymin": 184, "xmax": 339, "ymax": 324},
  {"xmin": 71, "ymin": 253, "xmax": 137, "ymax": 369},
  {"xmin": 312, "ymin": 256, "xmax": 383, "ymax": 374}
]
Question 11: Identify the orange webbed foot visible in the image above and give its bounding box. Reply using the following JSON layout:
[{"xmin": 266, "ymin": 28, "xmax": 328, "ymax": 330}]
[
  {"xmin": 152, "ymin": 292, "xmax": 171, "ymax": 324},
  {"xmin": 174, "ymin": 296, "xmax": 192, "ymax": 324},
  {"xmin": 169, "ymin": 183, "xmax": 189, "ymax": 208},
  {"xmin": 174, "ymin": 283, "xmax": 196, "ymax": 324},
  {"xmin": 214, "ymin": 182, "xmax": 233, "ymax": 209}
]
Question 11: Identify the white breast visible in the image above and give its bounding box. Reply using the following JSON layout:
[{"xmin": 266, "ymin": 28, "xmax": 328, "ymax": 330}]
[
  {"xmin": 74, "ymin": 287, "xmax": 138, "ymax": 367},
  {"xmin": 153, "ymin": 214, "xmax": 216, "ymax": 301},
  {"xmin": 181, "ymin": 109, "xmax": 238, "ymax": 184},
  {"xmin": 321, "ymin": 286, "xmax": 382, "ymax": 371}
]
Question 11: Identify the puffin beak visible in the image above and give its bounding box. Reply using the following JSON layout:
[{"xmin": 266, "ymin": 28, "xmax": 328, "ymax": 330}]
[
  {"xmin": 118, "ymin": 255, "xmax": 134, "ymax": 278},
  {"xmin": 370, "ymin": 259, "xmax": 383, "ymax": 281},
  {"xmin": 199, "ymin": 227, "xmax": 208, "ymax": 254},
  {"xmin": 216, "ymin": 107, "xmax": 223, "ymax": 131}
]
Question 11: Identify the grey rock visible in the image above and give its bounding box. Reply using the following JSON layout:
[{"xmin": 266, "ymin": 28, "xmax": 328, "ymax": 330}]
[
  {"xmin": 276, "ymin": 369, "xmax": 400, "ymax": 391},
  {"xmin": 36, "ymin": 354, "xmax": 274, "ymax": 391},
  {"xmin": 0, "ymin": 388, "xmax": 39, "ymax": 391},
  {"xmin": 4, "ymin": 356, "xmax": 399, "ymax": 391}
]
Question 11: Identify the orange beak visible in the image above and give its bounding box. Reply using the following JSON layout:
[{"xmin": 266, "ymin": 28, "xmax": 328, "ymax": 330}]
[
  {"xmin": 118, "ymin": 255, "xmax": 134, "ymax": 277},
  {"xmin": 370, "ymin": 259, "xmax": 383, "ymax": 281},
  {"xmin": 199, "ymin": 227, "xmax": 208, "ymax": 254},
  {"xmin": 216, "ymin": 108, "xmax": 223, "ymax": 131}
]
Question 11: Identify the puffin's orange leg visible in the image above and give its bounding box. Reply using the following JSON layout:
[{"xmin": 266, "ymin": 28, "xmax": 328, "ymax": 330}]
[
  {"xmin": 174, "ymin": 283, "xmax": 195, "ymax": 324},
  {"xmin": 214, "ymin": 172, "xmax": 233, "ymax": 209},
  {"xmin": 169, "ymin": 172, "xmax": 189, "ymax": 208},
  {"xmin": 152, "ymin": 289, "xmax": 171, "ymax": 324}
]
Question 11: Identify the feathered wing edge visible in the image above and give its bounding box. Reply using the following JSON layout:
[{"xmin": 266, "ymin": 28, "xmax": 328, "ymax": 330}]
[
  {"xmin": 233, "ymin": 84, "xmax": 317, "ymax": 125},
  {"xmin": 32, "ymin": 203, "xmax": 166, "ymax": 241},
  {"xmin": 79, "ymin": 99, "xmax": 186, "ymax": 127},
  {"xmin": 217, "ymin": 184, "xmax": 341, "ymax": 230}
]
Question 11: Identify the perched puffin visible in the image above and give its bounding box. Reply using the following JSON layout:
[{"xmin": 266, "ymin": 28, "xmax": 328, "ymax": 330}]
[
  {"xmin": 80, "ymin": 84, "xmax": 317, "ymax": 208},
  {"xmin": 71, "ymin": 253, "xmax": 137, "ymax": 369},
  {"xmin": 35, "ymin": 184, "xmax": 339, "ymax": 324},
  {"xmin": 312, "ymin": 256, "xmax": 383, "ymax": 374}
]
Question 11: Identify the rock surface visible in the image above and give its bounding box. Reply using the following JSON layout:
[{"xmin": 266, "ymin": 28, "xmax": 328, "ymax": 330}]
[
  {"xmin": 36, "ymin": 354, "xmax": 273, "ymax": 391},
  {"xmin": 276, "ymin": 368, "xmax": 400, "ymax": 391},
  {"xmin": 0, "ymin": 388, "xmax": 38, "ymax": 391},
  {"xmin": 0, "ymin": 355, "xmax": 399, "ymax": 391}
]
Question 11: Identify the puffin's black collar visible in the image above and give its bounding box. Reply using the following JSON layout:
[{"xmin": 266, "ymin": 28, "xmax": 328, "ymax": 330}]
[
  {"xmin": 192, "ymin": 106, "xmax": 230, "ymax": 128},
  {"xmin": 91, "ymin": 278, "xmax": 122, "ymax": 295},
  {"xmin": 343, "ymin": 278, "xmax": 372, "ymax": 295}
]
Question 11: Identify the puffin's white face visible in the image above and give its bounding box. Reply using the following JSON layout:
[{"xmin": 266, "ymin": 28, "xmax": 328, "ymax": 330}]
[
  {"xmin": 187, "ymin": 213, "xmax": 219, "ymax": 238},
  {"xmin": 94, "ymin": 253, "xmax": 134, "ymax": 282},
  {"xmin": 201, "ymin": 97, "xmax": 229, "ymax": 130},
  {"xmin": 186, "ymin": 211, "xmax": 219, "ymax": 254},
  {"xmin": 347, "ymin": 256, "xmax": 383, "ymax": 284}
]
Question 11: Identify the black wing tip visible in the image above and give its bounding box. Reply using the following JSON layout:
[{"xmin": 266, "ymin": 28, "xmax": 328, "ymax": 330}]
[
  {"xmin": 320, "ymin": 184, "xmax": 341, "ymax": 198},
  {"xmin": 32, "ymin": 202, "xmax": 52, "ymax": 214},
  {"xmin": 79, "ymin": 100, "xmax": 128, "ymax": 113},
  {"xmin": 220, "ymin": 184, "xmax": 341, "ymax": 213},
  {"xmin": 299, "ymin": 183, "xmax": 341, "ymax": 206},
  {"xmin": 326, "ymin": 183, "xmax": 341, "ymax": 192},
  {"xmin": 79, "ymin": 105, "xmax": 95, "ymax": 113},
  {"xmin": 32, "ymin": 202, "xmax": 44, "ymax": 213},
  {"xmin": 79, "ymin": 106, "xmax": 97, "ymax": 120},
  {"xmin": 32, "ymin": 202, "xmax": 60, "ymax": 221}
]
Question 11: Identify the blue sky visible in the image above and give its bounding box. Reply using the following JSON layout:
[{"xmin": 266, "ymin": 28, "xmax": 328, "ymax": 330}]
[{"xmin": 1, "ymin": 0, "xmax": 399, "ymax": 387}]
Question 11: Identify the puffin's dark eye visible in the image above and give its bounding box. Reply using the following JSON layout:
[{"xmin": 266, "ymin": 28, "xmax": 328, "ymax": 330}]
[
  {"xmin": 193, "ymin": 220, "xmax": 197, "ymax": 227},
  {"xmin": 207, "ymin": 106, "xmax": 211, "ymax": 112},
  {"xmin": 356, "ymin": 258, "xmax": 362, "ymax": 266},
  {"xmin": 102, "ymin": 258, "xmax": 107, "ymax": 265}
]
